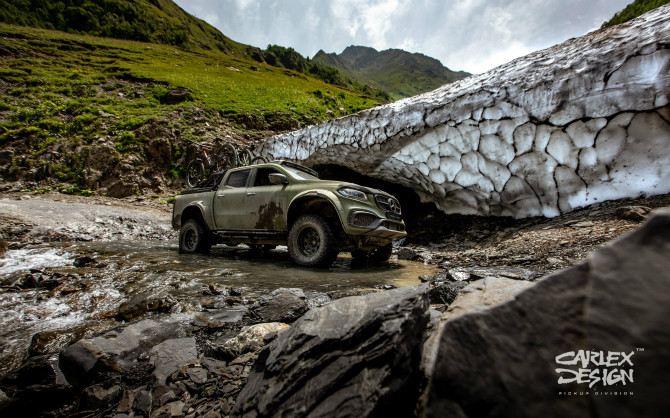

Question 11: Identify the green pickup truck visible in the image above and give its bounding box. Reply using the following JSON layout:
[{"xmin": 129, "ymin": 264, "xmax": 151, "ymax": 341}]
[{"xmin": 172, "ymin": 161, "xmax": 407, "ymax": 267}]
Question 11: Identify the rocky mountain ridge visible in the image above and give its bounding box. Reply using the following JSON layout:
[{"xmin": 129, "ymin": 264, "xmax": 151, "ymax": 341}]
[{"xmin": 313, "ymin": 46, "xmax": 470, "ymax": 100}]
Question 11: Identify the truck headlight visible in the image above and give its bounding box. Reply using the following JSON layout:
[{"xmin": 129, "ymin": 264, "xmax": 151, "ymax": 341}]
[{"xmin": 337, "ymin": 187, "xmax": 367, "ymax": 201}]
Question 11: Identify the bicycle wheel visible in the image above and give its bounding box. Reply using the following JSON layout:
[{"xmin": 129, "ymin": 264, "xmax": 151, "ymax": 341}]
[
  {"xmin": 216, "ymin": 142, "xmax": 238, "ymax": 168},
  {"xmin": 251, "ymin": 155, "xmax": 269, "ymax": 164},
  {"xmin": 186, "ymin": 158, "xmax": 208, "ymax": 188},
  {"xmin": 237, "ymin": 148, "xmax": 253, "ymax": 166}
]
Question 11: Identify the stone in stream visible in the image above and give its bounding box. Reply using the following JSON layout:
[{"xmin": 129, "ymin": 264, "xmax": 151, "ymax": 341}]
[
  {"xmin": 59, "ymin": 316, "xmax": 192, "ymax": 386},
  {"xmin": 213, "ymin": 322, "xmax": 289, "ymax": 361},
  {"xmin": 248, "ymin": 288, "xmax": 308, "ymax": 323},
  {"xmin": 233, "ymin": 284, "xmax": 430, "ymax": 417},
  {"xmin": 424, "ymin": 210, "xmax": 670, "ymax": 417}
]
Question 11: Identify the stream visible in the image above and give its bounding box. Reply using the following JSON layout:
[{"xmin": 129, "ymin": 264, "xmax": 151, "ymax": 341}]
[{"xmin": 0, "ymin": 241, "xmax": 435, "ymax": 376}]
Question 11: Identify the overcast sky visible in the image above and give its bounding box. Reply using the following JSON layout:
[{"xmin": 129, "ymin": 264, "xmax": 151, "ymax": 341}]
[{"xmin": 172, "ymin": 0, "xmax": 632, "ymax": 74}]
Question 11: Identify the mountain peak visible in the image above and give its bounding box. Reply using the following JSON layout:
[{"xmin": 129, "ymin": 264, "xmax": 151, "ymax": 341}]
[{"xmin": 314, "ymin": 45, "xmax": 470, "ymax": 100}]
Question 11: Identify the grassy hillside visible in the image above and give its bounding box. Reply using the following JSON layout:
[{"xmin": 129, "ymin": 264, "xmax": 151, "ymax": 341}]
[
  {"xmin": 0, "ymin": 0, "xmax": 252, "ymax": 55},
  {"xmin": 314, "ymin": 46, "xmax": 470, "ymax": 100},
  {"xmin": 602, "ymin": 0, "xmax": 669, "ymax": 27},
  {"xmin": 0, "ymin": 23, "xmax": 381, "ymax": 195},
  {"xmin": 0, "ymin": 0, "xmax": 388, "ymax": 101}
]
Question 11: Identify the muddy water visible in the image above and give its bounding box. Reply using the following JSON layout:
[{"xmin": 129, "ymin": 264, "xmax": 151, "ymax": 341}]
[{"xmin": 0, "ymin": 241, "xmax": 435, "ymax": 375}]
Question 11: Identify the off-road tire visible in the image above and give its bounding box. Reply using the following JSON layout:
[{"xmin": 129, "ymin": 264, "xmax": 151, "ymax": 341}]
[
  {"xmin": 179, "ymin": 219, "xmax": 211, "ymax": 254},
  {"xmin": 288, "ymin": 214, "xmax": 338, "ymax": 267},
  {"xmin": 351, "ymin": 244, "xmax": 393, "ymax": 263}
]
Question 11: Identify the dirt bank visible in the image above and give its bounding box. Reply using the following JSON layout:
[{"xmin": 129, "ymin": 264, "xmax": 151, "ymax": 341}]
[{"xmin": 0, "ymin": 190, "xmax": 175, "ymax": 244}]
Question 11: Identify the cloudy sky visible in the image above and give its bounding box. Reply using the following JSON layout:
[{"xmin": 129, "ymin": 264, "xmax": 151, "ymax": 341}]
[{"xmin": 172, "ymin": 0, "xmax": 632, "ymax": 74}]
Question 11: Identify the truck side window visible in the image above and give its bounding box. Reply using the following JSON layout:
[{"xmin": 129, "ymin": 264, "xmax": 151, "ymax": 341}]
[
  {"xmin": 252, "ymin": 168, "xmax": 281, "ymax": 187},
  {"xmin": 224, "ymin": 170, "xmax": 250, "ymax": 188}
]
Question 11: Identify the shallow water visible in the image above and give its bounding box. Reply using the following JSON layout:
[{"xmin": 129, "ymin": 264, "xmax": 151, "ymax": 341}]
[{"xmin": 0, "ymin": 241, "xmax": 435, "ymax": 375}]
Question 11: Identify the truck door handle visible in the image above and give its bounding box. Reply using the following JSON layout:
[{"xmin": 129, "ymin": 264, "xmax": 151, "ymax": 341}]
[
  {"xmin": 216, "ymin": 194, "xmax": 225, "ymax": 198},
  {"xmin": 246, "ymin": 192, "xmax": 256, "ymax": 196}
]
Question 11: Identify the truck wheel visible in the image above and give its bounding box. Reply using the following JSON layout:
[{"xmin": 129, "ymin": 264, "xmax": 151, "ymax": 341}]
[
  {"xmin": 179, "ymin": 219, "xmax": 211, "ymax": 254},
  {"xmin": 288, "ymin": 214, "xmax": 338, "ymax": 267},
  {"xmin": 351, "ymin": 244, "xmax": 393, "ymax": 263}
]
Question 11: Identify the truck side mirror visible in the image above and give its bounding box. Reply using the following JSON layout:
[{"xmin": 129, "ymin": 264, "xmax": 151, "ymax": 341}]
[{"xmin": 268, "ymin": 173, "xmax": 289, "ymax": 185}]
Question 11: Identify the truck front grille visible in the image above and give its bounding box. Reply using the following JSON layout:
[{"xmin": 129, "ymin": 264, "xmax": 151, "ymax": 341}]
[{"xmin": 374, "ymin": 195, "xmax": 402, "ymax": 216}]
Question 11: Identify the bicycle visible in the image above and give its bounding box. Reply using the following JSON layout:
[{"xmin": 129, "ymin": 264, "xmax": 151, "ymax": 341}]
[
  {"xmin": 185, "ymin": 139, "xmax": 237, "ymax": 188},
  {"xmin": 236, "ymin": 143, "xmax": 269, "ymax": 165}
]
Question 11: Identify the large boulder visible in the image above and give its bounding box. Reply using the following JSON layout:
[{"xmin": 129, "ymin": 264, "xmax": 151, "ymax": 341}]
[
  {"xmin": 233, "ymin": 285, "xmax": 430, "ymax": 417},
  {"xmin": 424, "ymin": 209, "xmax": 670, "ymax": 417}
]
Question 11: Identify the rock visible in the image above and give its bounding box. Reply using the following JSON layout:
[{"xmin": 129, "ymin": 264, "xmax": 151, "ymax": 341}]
[
  {"xmin": 440, "ymin": 276, "xmax": 536, "ymax": 322},
  {"xmin": 258, "ymin": 6, "xmax": 670, "ymax": 218},
  {"xmin": 456, "ymin": 266, "xmax": 542, "ymax": 281},
  {"xmin": 150, "ymin": 400, "xmax": 185, "ymax": 417},
  {"xmin": 79, "ymin": 382, "xmax": 122, "ymax": 411},
  {"xmin": 187, "ymin": 367, "xmax": 208, "ymax": 384},
  {"xmin": 133, "ymin": 389, "xmax": 152, "ymax": 415},
  {"xmin": 59, "ymin": 317, "xmax": 191, "ymax": 386},
  {"xmin": 396, "ymin": 246, "xmax": 419, "ymax": 260},
  {"xmin": 216, "ymin": 322, "xmax": 289, "ymax": 361},
  {"xmin": 165, "ymin": 88, "xmax": 190, "ymax": 104},
  {"xmin": 117, "ymin": 290, "xmax": 176, "ymax": 321},
  {"xmin": 429, "ymin": 281, "xmax": 467, "ymax": 305},
  {"xmin": 73, "ymin": 256, "xmax": 96, "ymax": 267},
  {"xmin": 0, "ymin": 355, "xmax": 73, "ymax": 415},
  {"xmin": 615, "ymin": 205, "xmax": 651, "ymax": 221},
  {"xmin": 424, "ymin": 210, "xmax": 670, "ymax": 417},
  {"xmin": 249, "ymin": 288, "xmax": 308, "ymax": 323},
  {"xmin": 150, "ymin": 337, "xmax": 198, "ymax": 385},
  {"xmin": 233, "ymin": 284, "xmax": 430, "ymax": 417},
  {"xmin": 447, "ymin": 269, "xmax": 471, "ymax": 281},
  {"xmin": 0, "ymin": 238, "xmax": 7, "ymax": 257}
]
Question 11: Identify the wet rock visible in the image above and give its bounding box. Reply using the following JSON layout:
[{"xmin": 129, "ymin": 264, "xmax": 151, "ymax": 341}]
[
  {"xmin": 615, "ymin": 205, "xmax": 651, "ymax": 221},
  {"xmin": 150, "ymin": 337, "xmax": 198, "ymax": 385},
  {"xmin": 79, "ymin": 381, "xmax": 122, "ymax": 411},
  {"xmin": 233, "ymin": 284, "xmax": 430, "ymax": 417},
  {"xmin": 0, "ymin": 238, "xmax": 7, "ymax": 257},
  {"xmin": 0, "ymin": 355, "xmax": 73, "ymax": 415},
  {"xmin": 73, "ymin": 256, "xmax": 96, "ymax": 268},
  {"xmin": 249, "ymin": 288, "xmax": 308, "ymax": 323},
  {"xmin": 59, "ymin": 317, "xmax": 191, "ymax": 386},
  {"xmin": 215, "ymin": 322, "xmax": 289, "ymax": 361},
  {"xmin": 117, "ymin": 290, "xmax": 176, "ymax": 321},
  {"xmin": 396, "ymin": 246, "xmax": 419, "ymax": 260},
  {"xmin": 29, "ymin": 325, "xmax": 96, "ymax": 356},
  {"xmin": 446, "ymin": 269, "xmax": 471, "ymax": 281},
  {"xmin": 429, "ymin": 281, "xmax": 467, "ymax": 305},
  {"xmin": 425, "ymin": 210, "xmax": 670, "ymax": 417}
]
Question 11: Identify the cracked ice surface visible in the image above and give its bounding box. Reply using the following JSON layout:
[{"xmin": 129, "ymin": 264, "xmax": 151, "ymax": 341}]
[{"xmin": 260, "ymin": 6, "xmax": 670, "ymax": 218}]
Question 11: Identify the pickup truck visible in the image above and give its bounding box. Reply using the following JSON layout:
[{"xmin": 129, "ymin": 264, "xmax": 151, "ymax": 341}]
[{"xmin": 172, "ymin": 160, "xmax": 407, "ymax": 267}]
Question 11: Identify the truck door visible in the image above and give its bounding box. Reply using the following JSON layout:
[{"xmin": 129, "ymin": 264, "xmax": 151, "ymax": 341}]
[
  {"xmin": 213, "ymin": 168, "xmax": 252, "ymax": 230},
  {"xmin": 244, "ymin": 167, "xmax": 289, "ymax": 231}
]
